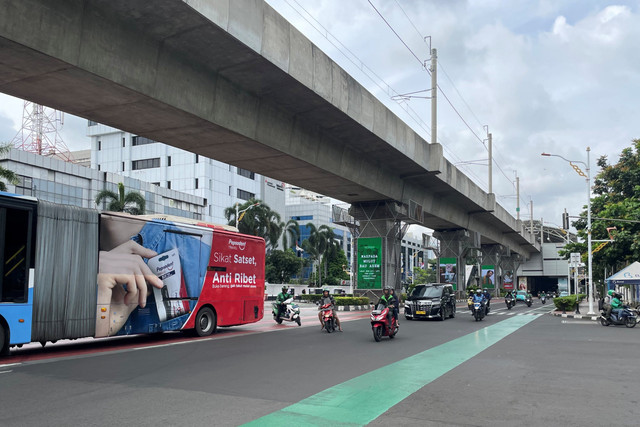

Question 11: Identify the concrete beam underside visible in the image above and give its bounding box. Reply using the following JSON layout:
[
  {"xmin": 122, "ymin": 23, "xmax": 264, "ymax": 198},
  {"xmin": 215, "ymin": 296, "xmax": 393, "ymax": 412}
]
[{"xmin": 0, "ymin": 0, "xmax": 536, "ymax": 257}]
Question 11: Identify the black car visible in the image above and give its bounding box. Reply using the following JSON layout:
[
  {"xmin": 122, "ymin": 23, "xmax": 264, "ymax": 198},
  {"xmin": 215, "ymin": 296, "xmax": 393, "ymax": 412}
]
[{"xmin": 404, "ymin": 283, "xmax": 456, "ymax": 321}]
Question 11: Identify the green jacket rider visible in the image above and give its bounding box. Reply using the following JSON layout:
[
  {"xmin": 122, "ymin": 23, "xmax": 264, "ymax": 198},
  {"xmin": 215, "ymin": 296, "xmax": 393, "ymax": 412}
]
[{"xmin": 275, "ymin": 286, "xmax": 290, "ymax": 318}]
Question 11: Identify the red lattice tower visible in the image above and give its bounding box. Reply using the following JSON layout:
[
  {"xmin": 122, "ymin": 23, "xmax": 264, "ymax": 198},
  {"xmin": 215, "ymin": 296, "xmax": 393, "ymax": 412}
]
[{"xmin": 12, "ymin": 101, "xmax": 71, "ymax": 161}]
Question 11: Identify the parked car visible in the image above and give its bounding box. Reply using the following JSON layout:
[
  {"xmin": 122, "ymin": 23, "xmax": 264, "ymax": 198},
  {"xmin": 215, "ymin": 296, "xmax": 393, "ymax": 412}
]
[
  {"xmin": 404, "ymin": 283, "xmax": 456, "ymax": 321},
  {"xmin": 515, "ymin": 290, "xmax": 528, "ymax": 302}
]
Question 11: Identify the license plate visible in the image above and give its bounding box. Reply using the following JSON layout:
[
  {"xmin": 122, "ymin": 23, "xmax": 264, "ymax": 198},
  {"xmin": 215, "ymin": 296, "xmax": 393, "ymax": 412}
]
[{"xmin": 415, "ymin": 310, "xmax": 426, "ymax": 315}]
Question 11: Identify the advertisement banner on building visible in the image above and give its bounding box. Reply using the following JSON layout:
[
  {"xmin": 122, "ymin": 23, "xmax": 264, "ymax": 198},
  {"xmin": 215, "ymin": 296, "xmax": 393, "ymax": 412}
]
[
  {"xmin": 503, "ymin": 270, "xmax": 514, "ymax": 290},
  {"xmin": 357, "ymin": 237, "xmax": 382, "ymax": 289},
  {"xmin": 439, "ymin": 257, "xmax": 457, "ymax": 290},
  {"xmin": 518, "ymin": 276, "xmax": 527, "ymax": 291},
  {"xmin": 481, "ymin": 265, "xmax": 495, "ymax": 289}
]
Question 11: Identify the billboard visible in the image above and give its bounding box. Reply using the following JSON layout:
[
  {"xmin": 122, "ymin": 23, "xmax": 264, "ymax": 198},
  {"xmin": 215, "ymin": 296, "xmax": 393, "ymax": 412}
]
[
  {"xmin": 503, "ymin": 271, "xmax": 514, "ymax": 290},
  {"xmin": 357, "ymin": 237, "xmax": 382, "ymax": 289},
  {"xmin": 439, "ymin": 257, "xmax": 457, "ymax": 290},
  {"xmin": 481, "ymin": 265, "xmax": 495, "ymax": 289}
]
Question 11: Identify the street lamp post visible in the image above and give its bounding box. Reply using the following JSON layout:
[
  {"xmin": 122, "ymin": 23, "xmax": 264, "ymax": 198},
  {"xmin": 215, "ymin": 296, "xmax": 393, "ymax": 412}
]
[
  {"xmin": 235, "ymin": 201, "xmax": 260, "ymax": 229},
  {"xmin": 541, "ymin": 148, "xmax": 594, "ymax": 314}
]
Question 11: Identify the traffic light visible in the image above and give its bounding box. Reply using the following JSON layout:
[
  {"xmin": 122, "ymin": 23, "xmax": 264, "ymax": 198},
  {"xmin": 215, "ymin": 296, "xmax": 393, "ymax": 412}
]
[{"xmin": 562, "ymin": 212, "xmax": 569, "ymax": 230}]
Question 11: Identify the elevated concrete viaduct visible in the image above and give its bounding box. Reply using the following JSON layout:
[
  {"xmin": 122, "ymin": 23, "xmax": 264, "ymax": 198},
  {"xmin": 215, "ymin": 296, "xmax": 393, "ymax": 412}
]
[{"xmin": 0, "ymin": 0, "xmax": 538, "ymax": 288}]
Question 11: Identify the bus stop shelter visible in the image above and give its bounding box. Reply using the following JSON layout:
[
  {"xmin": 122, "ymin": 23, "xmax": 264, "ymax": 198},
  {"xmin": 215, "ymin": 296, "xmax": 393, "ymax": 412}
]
[{"xmin": 606, "ymin": 261, "xmax": 640, "ymax": 303}]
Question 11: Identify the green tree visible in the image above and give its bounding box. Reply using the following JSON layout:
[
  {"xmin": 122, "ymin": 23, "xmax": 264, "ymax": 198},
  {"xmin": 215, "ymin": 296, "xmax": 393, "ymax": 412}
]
[
  {"xmin": 321, "ymin": 248, "xmax": 350, "ymax": 287},
  {"xmin": 224, "ymin": 199, "xmax": 283, "ymax": 251},
  {"xmin": 280, "ymin": 219, "xmax": 300, "ymax": 250},
  {"xmin": 562, "ymin": 139, "xmax": 640, "ymax": 289},
  {"xmin": 265, "ymin": 249, "xmax": 303, "ymax": 284},
  {"xmin": 0, "ymin": 144, "xmax": 18, "ymax": 192},
  {"xmin": 301, "ymin": 223, "xmax": 338, "ymax": 287},
  {"xmin": 95, "ymin": 182, "xmax": 146, "ymax": 215}
]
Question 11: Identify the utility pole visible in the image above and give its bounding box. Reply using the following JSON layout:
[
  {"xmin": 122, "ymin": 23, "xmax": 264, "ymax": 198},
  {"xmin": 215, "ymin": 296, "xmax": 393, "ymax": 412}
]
[
  {"xmin": 488, "ymin": 132, "xmax": 493, "ymax": 193},
  {"xmin": 516, "ymin": 174, "xmax": 520, "ymax": 220},
  {"xmin": 529, "ymin": 200, "xmax": 533, "ymax": 236},
  {"xmin": 430, "ymin": 48, "xmax": 437, "ymax": 145}
]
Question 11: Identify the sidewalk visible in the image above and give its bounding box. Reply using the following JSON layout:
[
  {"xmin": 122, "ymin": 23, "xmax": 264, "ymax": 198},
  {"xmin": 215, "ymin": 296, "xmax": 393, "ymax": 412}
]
[{"xmin": 551, "ymin": 299, "xmax": 599, "ymax": 321}]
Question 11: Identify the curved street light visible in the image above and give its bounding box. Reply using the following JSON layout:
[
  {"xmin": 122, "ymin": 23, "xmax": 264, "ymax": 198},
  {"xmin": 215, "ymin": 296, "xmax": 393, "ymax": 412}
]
[
  {"xmin": 541, "ymin": 148, "xmax": 594, "ymax": 314},
  {"xmin": 235, "ymin": 201, "xmax": 260, "ymax": 229}
]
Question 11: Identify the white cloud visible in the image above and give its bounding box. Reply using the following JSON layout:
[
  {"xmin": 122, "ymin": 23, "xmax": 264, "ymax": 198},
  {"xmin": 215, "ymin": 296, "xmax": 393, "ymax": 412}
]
[{"xmin": 2, "ymin": 0, "xmax": 639, "ymax": 233}]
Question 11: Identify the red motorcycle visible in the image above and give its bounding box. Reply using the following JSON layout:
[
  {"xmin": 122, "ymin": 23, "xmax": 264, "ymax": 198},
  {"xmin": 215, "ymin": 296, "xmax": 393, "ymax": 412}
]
[
  {"xmin": 320, "ymin": 303, "xmax": 336, "ymax": 333},
  {"xmin": 371, "ymin": 303, "xmax": 398, "ymax": 342}
]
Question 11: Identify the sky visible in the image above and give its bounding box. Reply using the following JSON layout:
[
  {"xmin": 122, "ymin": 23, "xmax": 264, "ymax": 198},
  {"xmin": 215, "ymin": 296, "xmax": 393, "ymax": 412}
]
[{"xmin": 1, "ymin": 0, "xmax": 639, "ymax": 232}]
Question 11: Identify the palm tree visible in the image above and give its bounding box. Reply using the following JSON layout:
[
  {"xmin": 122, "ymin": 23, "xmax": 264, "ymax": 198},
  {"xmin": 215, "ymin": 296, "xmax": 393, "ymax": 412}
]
[
  {"xmin": 95, "ymin": 182, "xmax": 146, "ymax": 215},
  {"xmin": 301, "ymin": 223, "xmax": 337, "ymax": 287},
  {"xmin": 281, "ymin": 219, "xmax": 300, "ymax": 250},
  {"xmin": 224, "ymin": 199, "xmax": 283, "ymax": 251},
  {"xmin": 0, "ymin": 144, "xmax": 18, "ymax": 192}
]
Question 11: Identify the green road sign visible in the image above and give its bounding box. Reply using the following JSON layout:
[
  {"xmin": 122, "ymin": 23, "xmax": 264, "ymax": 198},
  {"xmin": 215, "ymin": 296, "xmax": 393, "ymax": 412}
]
[{"xmin": 357, "ymin": 237, "xmax": 382, "ymax": 289}]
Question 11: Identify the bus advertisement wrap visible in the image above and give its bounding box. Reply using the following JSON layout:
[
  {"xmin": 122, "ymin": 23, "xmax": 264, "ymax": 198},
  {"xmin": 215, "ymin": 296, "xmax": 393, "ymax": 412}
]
[{"xmin": 0, "ymin": 192, "xmax": 265, "ymax": 355}]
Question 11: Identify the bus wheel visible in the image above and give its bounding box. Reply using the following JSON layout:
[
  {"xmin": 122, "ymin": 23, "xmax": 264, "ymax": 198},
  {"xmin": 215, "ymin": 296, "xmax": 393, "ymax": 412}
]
[
  {"xmin": 195, "ymin": 307, "xmax": 217, "ymax": 337},
  {"xmin": 0, "ymin": 326, "xmax": 8, "ymax": 356}
]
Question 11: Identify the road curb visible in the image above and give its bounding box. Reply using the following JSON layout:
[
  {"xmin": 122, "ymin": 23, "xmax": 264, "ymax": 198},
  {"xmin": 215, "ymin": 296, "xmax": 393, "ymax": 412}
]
[
  {"xmin": 336, "ymin": 304, "xmax": 373, "ymax": 312},
  {"xmin": 551, "ymin": 311, "xmax": 599, "ymax": 321}
]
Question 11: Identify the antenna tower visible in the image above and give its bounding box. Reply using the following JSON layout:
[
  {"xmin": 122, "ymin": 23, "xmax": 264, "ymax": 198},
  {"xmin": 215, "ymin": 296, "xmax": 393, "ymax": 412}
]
[{"xmin": 12, "ymin": 101, "xmax": 71, "ymax": 161}]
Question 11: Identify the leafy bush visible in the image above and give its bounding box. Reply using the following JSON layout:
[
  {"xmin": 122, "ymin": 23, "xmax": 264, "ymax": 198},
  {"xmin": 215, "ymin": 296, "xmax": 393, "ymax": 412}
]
[
  {"xmin": 299, "ymin": 294, "xmax": 323, "ymax": 303},
  {"xmin": 334, "ymin": 297, "xmax": 370, "ymax": 306},
  {"xmin": 299, "ymin": 295, "xmax": 370, "ymax": 306},
  {"xmin": 553, "ymin": 294, "xmax": 587, "ymax": 311}
]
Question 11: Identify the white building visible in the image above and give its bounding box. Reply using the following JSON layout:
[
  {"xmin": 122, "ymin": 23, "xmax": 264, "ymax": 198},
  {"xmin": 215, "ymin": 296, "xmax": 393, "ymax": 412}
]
[
  {"xmin": 87, "ymin": 122, "xmax": 285, "ymax": 225},
  {"xmin": 1, "ymin": 147, "xmax": 206, "ymax": 219}
]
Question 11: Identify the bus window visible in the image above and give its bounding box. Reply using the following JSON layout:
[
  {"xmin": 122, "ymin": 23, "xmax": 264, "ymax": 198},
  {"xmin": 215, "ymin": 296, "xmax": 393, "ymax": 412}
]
[{"xmin": 0, "ymin": 207, "xmax": 30, "ymax": 303}]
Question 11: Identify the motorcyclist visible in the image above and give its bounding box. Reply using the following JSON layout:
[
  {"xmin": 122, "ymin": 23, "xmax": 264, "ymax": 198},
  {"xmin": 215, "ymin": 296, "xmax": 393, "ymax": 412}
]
[
  {"xmin": 610, "ymin": 292, "xmax": 623, "ymax": 320},
  {"xmin": 467, "ymin": 289, "xmax": 474, "ymax": 310},
  {"xmin": 276, "ymin": 286, "xmax": 290, "ymax": 320},
  {"xmin": 389, "ymin": 288, "xmax": 400, "ymax": 325},
  {"xmin": 483, "ymin": 288, "xmax": 492, "ymax": 310},
  {"xmin": 603, "ymin": 290, "xmax": 614, "ymax": 318},
  {"xmin": 539, "ymin": 291, "xmax": 547, "ymax": 299},
  {"xmin": 317, "ymin": 289, "xmax": 342, "ymax": 331},
  {"xmin": 505, "ymin": 290, "xmax": 514, "ymax": 304},
  {"xmin": 377, "ymin": 287, "xmax": 396, "ymax": 328},
  {"xmin": 472, "ymin": 288, "xmax": 486, "ymax": 307}
]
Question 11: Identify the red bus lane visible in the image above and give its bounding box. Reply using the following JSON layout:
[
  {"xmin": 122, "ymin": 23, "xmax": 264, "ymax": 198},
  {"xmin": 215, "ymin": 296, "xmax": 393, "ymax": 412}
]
[{"xmin": 0, "ymin": 304, "xmax": 369, "ymax": 366}]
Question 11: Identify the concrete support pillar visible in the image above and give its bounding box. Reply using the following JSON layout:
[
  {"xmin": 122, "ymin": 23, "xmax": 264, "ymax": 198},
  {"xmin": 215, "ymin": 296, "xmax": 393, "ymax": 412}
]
[
  {"xmin": 350, "ymin": 201, "xmax": 409, "ymax": 298},
  {"xmin": 433, "ymin": 229, "xmax": 481, "ymax": 293},
  {"xmin": 480, "ymin": 244, "xmax": 511, "ymax": 295},
  {"xmin": 501, "ymin": 254, "xmax": 523, "ymax": 292}
]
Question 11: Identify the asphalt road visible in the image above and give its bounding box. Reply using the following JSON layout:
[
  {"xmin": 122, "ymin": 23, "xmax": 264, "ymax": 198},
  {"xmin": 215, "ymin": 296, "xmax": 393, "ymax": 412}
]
[{"xmin": 0, "ymin": 300, "xmax": 638, "ymax": 426}]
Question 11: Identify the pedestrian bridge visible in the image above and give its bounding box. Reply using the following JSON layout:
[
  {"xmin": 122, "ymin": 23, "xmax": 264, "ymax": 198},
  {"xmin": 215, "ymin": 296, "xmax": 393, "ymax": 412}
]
[{"xmin": 0, "ymin": 0, "xmax": 538, "ymax": 263}]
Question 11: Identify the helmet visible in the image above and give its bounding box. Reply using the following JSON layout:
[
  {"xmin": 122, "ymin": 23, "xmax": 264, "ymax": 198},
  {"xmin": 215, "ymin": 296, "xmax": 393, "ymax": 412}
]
[
  {"xmin": 282, "ymin": 286, "xmax": 288, "ymax": 292},
  {"xmin": 483, "ymin": 288, "xmax": 488, "ymax": 291},
  {"xmin": 322, "ymin": 288, "xmax": 329, "ymax": 294},
  {"xmin": 607, "ymin": 290, "xmax": 614, "ymax": 296},
  {"xmin": 476, "ymin": 289, "xmax": 482, "ymax": 293}
]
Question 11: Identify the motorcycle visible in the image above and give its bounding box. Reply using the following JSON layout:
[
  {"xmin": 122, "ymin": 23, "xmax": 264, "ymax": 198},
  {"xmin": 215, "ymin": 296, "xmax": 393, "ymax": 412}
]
[
  {"xmin": 600, "ymin": 308, "xmax": 637, "ymax": 328},
  {"xmin": 472, "ymin": 301, "xmax": 485, "ymax": 321},
  {"xmin": 505, "ymin": 295, "xmax": 513, "ymax": 310},
  {"xmin": 319, "ymin": 303, "xmax": 336, "ymax": 333},
  {"xmin": 371, "ymin": 303, "xmax": 398, "ymax": 342},
  {"xmin": 541, "ymin": 294, "xmax": 547, "ymax": 304},
  {"xmin": 272, "ymin": 297, "xmax": 301, "ymax": 326},
  {"xmin": 525, "ymin": 295, "xmax": 532, "ymax": 307}
]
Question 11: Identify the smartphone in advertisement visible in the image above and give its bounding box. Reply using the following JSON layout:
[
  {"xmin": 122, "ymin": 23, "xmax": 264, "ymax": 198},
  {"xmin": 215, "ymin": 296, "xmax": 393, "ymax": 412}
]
[{"xmin": 148, "ymin": 248, "xmax": 188, "ymax": 322}]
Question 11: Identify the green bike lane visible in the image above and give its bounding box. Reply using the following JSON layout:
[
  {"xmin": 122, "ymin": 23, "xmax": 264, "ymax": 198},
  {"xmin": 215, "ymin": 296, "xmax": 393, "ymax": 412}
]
[{"xmin": 244, "ymin": 314, "xmax": 540, "ymax": 426}]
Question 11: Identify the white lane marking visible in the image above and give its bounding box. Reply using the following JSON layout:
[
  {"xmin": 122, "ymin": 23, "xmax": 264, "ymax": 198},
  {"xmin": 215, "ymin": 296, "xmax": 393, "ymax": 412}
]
[
  {"xmin": 0, "ymin": 370, "xmax": 13, "ymax": 374},
  {"xmin": 0, "ymin": 362, "xmax": 22, "ymax": 368}
]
